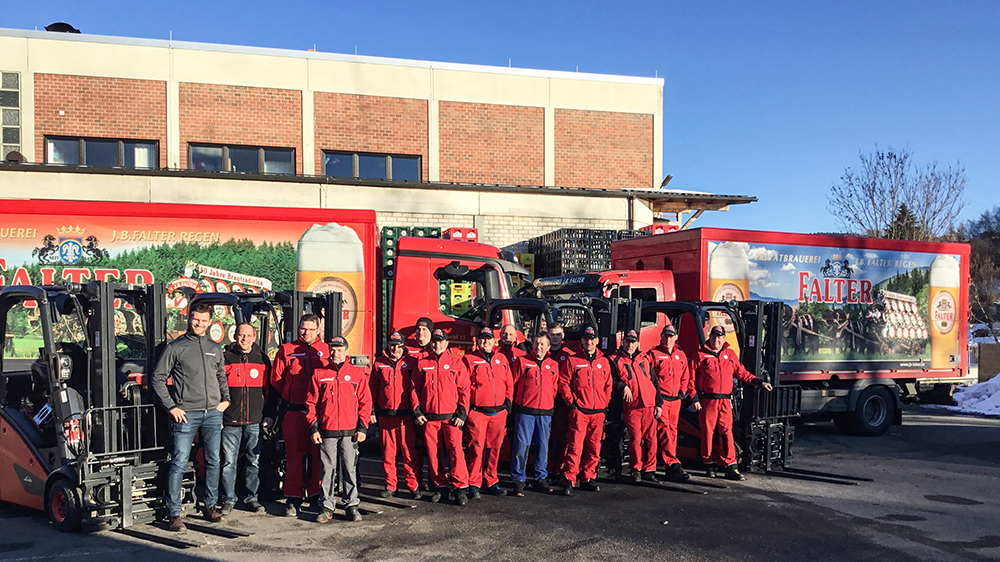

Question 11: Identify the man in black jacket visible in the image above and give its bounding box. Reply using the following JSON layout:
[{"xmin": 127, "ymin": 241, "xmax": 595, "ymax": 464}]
[
  {"xmin": 151, "ymin": 303, "xmax": 230, "ymax": 531},
  {"xmin": 219, "ymin": 323, "xmax": 270, "ymax": 515}
]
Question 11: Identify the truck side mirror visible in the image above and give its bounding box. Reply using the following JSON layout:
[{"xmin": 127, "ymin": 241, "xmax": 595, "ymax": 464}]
[{"xmin": 483, "ymin": 268, "xmax": 502, "ymax": 299}]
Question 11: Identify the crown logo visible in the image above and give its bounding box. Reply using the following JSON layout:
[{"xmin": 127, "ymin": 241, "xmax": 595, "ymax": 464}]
[
  {"xmin": 830, "ymin": 253, "xmax": 842, "ymax": 260},
  {"xmin": 56, "ymin": 226, "xmax": 86, "ymax": 236}
]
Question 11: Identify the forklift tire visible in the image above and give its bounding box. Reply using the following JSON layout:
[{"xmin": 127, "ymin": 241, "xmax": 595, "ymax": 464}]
[
  {"xmin": 851, "ymin": 386, "xmax": 894, "ymax": 437},
  {"xmin": 47, "ymin": 479, "xmax": 83, "ymax": 533}
]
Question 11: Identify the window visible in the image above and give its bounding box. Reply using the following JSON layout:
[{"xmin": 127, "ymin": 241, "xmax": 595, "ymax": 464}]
[
  {"xmin": 44, "ymin": 136, "xmax": 158, "ymax": 169},
  {"xmin": 1, "ymin": 71, "xmax": 20, "ymax": 160},
  {"xmin": 188, "ymin": 143, "xmax": 295, "ymax": 175},
  {"xmin": 323, "ymin": 150, "xmax": 421, "ymax": 182}
]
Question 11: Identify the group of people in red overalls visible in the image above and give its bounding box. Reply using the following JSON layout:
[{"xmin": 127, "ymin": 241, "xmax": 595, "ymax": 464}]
[{"xmin": 269, "ymin": 313, "xmax": 773, "ymax": 523}]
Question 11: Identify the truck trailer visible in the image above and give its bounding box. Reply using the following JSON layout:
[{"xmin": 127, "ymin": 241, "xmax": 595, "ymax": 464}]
[{"xmin": 611, "ymin": 227, "xmax": 971, "ymax": 436}]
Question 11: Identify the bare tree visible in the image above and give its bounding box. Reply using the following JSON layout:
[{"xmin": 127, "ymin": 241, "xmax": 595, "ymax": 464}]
[{"xmin": 827, "ymin": 147, "xmax": 966, "ymax": 241}]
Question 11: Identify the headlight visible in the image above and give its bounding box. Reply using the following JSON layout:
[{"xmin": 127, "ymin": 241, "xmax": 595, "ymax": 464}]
[{"xmin": 58, "ymin": 354, "xmax": 73, "ymax": 381}]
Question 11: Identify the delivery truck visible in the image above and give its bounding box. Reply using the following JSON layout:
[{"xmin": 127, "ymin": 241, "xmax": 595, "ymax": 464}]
[
  {"xmin": 0, "ymin": 199, "xmax": 527, "ymax": 364},
  {"xmin": 611, "ymin": 227, "xmax": 972, "ymax": 436}
]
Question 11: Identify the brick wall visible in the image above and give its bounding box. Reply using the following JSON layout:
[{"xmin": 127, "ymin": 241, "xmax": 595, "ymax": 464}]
[
  {"xmin": 179, "ymin": 83, "xmax": 302, "ymax": 173},
  {"xmin": 34, "ymin": 73, "xmax": 167, "ymax": 167},
  {"xmin": 554, "ymin": 109, "xmax": 653, "ymax": 189},
  {"xmin": 314, "ymin": 93, "xmax": 428, "ymax": 178},
  {"xmin": 438, "ymin": 102, "xmax": 544, "ymax": 185}
]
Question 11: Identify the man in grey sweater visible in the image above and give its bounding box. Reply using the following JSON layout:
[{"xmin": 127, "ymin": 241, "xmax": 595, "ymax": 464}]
[{"xmin": 151, "ymin": 302, "xmax": 230, "ymax": 531}]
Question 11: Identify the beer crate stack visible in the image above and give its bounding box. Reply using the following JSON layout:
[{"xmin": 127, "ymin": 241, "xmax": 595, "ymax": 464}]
[
  {"xmin": 379, "ymin": 226, "xmax": 441, "ymax": 348},
  {"xmin": 528, "ymin": 228, "xmax": 651, "ymax": 277}
]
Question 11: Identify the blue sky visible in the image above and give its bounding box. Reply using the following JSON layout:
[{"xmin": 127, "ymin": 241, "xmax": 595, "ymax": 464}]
[{"xmin": 3, "ymin": 1, "xmax": 998, "ymax": 234}]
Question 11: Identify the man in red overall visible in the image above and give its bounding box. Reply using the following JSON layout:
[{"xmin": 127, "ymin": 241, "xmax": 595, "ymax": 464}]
[
  {"xmin": 557, "ymin": 326, "xmax": 612, "ymax": 495},
  {"xmin": 462, "ymin": 327, "xmax": 513, "ymax": 498},
  {"xmin": 270, "ymin": 314, "xmax": 328, "ymax": 517},
  {"xmin": 611, "ymin": 330, "xmax": 663, "ymax": 483},
  {"xmin": 370, "ymin": 331, "xmax": 423, "ymax": 499},
  {"xmin": 547, "ymin": 323, "xmax": 576, "ymax": 478},
  {"xmin": 411, "ymin": 329, "xmax": 472, "ymax": 505},
  {"xmin": 692, "ymin": 325, "xmax": 772, "ymax": 480},
  {"xmin": 647, "ymin": 323, "xmax": 694, "ymax": 482}
]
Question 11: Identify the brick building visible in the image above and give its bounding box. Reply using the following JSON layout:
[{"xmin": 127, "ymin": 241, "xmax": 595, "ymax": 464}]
[{"xmin": 0, "ymin": 28, "xmax": 751, "ymax": 248}]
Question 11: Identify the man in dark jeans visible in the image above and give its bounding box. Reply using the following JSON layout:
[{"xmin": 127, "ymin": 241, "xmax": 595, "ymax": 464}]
[
  {"xmin": 151, "ymin": 302, "xmax": 230, "ymax": 532},
  {"xmin": 219, "ymin": 323, "xmax": 269, "ymax": 515}
]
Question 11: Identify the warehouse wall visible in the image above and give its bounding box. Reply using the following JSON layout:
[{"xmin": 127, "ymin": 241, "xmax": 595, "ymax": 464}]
[
  {"xmin": 33, "ymin": 73, "xmax": 168, "ymax": 168},
  {"xmin": 438, "ymin": 102, "xmax": 545, "ymax": 185}
]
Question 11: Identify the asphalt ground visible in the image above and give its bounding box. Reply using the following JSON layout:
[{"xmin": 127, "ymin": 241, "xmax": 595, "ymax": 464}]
[{"xmin": 1, "ymin": 405, "xmax": 998, "ymax": 562}]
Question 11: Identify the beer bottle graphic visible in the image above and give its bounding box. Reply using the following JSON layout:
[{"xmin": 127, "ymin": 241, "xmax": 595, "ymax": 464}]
[
  {"xmin": 708, "ymin": 242, "xmax": 749, "ymax": 350},
  {"xmin": 296, "ymin": 223, "xmax": 365, "ymax": 351},
  {"xmin": 928, "ymin": 255, "xmax": 959, "ymax": 369}
]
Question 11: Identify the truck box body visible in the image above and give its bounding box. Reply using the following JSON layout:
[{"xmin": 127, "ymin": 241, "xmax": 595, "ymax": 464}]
[
  {"xmin": 613, "ymin": 227, "xmax": 971, "ymax": 385},
  {"xmin": 0, "ymin": 199, "xmax": 379, "ymax": 357}
]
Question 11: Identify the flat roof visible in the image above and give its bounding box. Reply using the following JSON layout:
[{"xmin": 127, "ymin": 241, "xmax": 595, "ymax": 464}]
[
  {"xmin": 0, "ymin": 27, "xmax": 664, "ymax": 87},
  {"xmin": 0, "ymin": 163, "xmax": 755, "ymax": 207}
]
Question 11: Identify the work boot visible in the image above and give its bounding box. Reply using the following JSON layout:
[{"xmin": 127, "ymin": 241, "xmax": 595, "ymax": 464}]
[
  {"xmin": 284, "ymin": 499, "xmax": 300, "ymax": 517},
  {"xmin": 724, "ymin": 464, "xmax": 746, "ymax": 481},
  {"xmin": 305, "ymin": 494, "xmax": 322, "ymax": 510},
  {"xmin": 245, "ymin": 500, "xmax": 266, "ymax": 514},
  {"xmin": 316, "ymin": 508, "xmax": 334, "ymax": 524},
  {"xmin": 167, "ymin": 516, "xmax": 186, "ymax": 532},
  {"xmin": 430, "ymin": 488, "xmax": 443, "ymax": 503},
  {"xmin": 468, "ymin": 486, "xmax": 482, "ymax": 499},
  {"xmin": 483, "ymin": 484, "xmax": 506, "ymax": 497},
  {"xmin": 664, "ymin": 463, "xmax": 691, "ymax": 482},
  {"xmin": 631, "ymin": 471, "xmax": 642, "ymax": 483},
  {"xmin": 380, "ymin": 489, "xmax": 396, "ymax": 499},
  {"xmin": 346, "ymin": 506, "xmax": 363, "ymax": 521},
  {"xmin": 205, "ymin": 507, "xmax": 223, "ymax": 523},
  {"xmin": 533, "ymin": 478, "xmax": 553, "ymax": 494},
  {"xmin": 220, "ymin": 503, "xmax": 234, "ymax": 516},
  {"xmin": 454, "ymin": 488, "xmax": 469, "ymax": 506},
  {"xmin": 512, "ymin": 481, "xmax": 526, "ymax": 497},
  {"xmin": 559, "ymin": 478, "xmax": 573, "ymax": 497},
  {"xmin": 705, "ymin": 464, "xmax": 718, "ymax": 479},
  {"xmin": 581, "ymin": 479, "xmax": 600, "ymax": 492},
  {"xmin": 408, "ymin": 488, "xmax": 423, "ymax": 500},
  {"xmin": 642, "ymin": 471, "xmax": 659, "ymax": 483}
]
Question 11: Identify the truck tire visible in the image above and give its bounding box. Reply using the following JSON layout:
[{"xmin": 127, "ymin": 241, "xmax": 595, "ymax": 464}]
[
  {"xmin": 851, "ymin": 386, "xmax": 894, "ymax": 437},
  {"xmin": 47, "ymin": 479, "xmax": 83, "ymax": 533}
]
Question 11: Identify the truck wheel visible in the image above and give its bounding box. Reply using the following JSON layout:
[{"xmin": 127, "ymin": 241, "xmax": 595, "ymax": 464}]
[
  {"xmin": 47, "ymin": 479, "xmax": 83, "ymax": 533},
  {"xmin": 852, "ymin": 387, "xmax": 894, "ymax": 437}
]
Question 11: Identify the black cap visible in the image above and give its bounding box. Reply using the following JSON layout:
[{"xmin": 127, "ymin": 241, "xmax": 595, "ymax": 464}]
[
  {"xmin": 709, "ymin": 326, "xmax": 726, "ymax": 338},
  {"xmin": 387, "ymin": 331, "xmax": 405, "ymax": 345},
  {"xmin": 662, "ymin": 324, "xmax": 677, "ymax": 337},
  {"xmin": 582, "ymin": 326, "xmax": 598, "ymax": 339},
  {"xmin": 624, "ymin": 329, "xmax": 639, "ymax": 342},
  {"xmin": 431, "ymin": 328, "xmax": 448, "ymax": 342},
  {"xmin": 416, "ymin": 317, "xmax": 434, "ymax": 331},
  {"xmin": 477, "ymin": 327, "xmax": 495, "ymax": 339},
  {"xmin": 329, "ymin": 336, "xmax": 348, "ymax": 348}
]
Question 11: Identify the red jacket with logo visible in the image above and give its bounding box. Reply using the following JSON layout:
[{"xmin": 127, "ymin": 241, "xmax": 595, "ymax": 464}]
[
  {"xmin": 306, "ymin": 360, "xmax": 372, "ymax": 438},
  {"xmin": 499, "ymin": 342, "xmax": 527, "ymax": 364},
  {"xmin": 270, "ymin": 339, "xmax": 329, "ymax": 407},
  {"xmin": 510, "ymin": 353, "xmax": 560, "ymax": 415},
  {"xmin": 223, "ymin": 342, "xmax": 270, "ymax": 425},
  {"xmin": 610, "ymin": 349, "xmax": 662, "ymax": 410},
  {"xmin": 648, "ymin": 344, "xmax": 694, "ymax": 402},
  {"xmin": 370, "ymin": 351, "xmax": 416, "ymax": 417},
  {"xmin": 410, "ymin": 349, "xmax": 471, "ymax": 422},
  {"xmin": 462, "ymin": 350, "xmax": 513, "ymax": 414},
  {"xmin": 559, "ymin": 349, "xmax": 613, "ymax": 414},
  {"xmin": 692, "ymin": 343, "xmax": 759, "ymax": 400}
]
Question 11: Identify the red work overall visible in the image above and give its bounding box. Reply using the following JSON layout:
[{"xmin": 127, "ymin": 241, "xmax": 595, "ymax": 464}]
[
  {"xmin": 270, "ymin": 339, "xmax": 328, "ymax": 500},
  {"xmin": 547, "ymin": 345, "xmax": 576, "ymax": 474},
  {"xmin": 648, "ymin": 344, "xmax": 692, "ymax": 467},
  {"xmin": 559, "ymin": 349, "xmax": 612, "ymax": 484},
  {"xmin": 411, "ymin": 349, "xmax": 471, "ymax": 490},
  {"xmin": 371, "ymin": 351, "xmax": 422, "ymax": 492},
  {"xmin": 611, "ymin": 349, "xmax": 662, "ymax": 474},
  {"xmin": 693, "ymin": 343, "xmax": 759, "ymax": 467},
  {"xmin": 462, "ymin": 350, "xmax": 513, "ymax": 489}
]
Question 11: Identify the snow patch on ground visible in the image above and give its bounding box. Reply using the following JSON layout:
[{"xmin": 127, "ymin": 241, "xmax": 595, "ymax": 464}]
[{"xmin": 941, "ymin": 377, "xmax": 1000, "ymax": 417}]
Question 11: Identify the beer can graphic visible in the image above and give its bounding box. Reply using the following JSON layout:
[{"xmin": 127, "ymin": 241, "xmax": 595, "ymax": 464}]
[
  {"xmin": 708, "ymin": 242, "xmax": 749, "ymax": 349},
  {"xmin": 928, "ymin": 255, "xmax": 959, "ymax": 369},
  {"xmin": 296, "ymin": 223, "xmax": 365, "ymax": 351}
]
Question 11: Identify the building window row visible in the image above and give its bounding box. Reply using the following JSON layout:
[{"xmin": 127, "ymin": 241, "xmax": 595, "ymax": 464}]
[
  {"xmin": 45, "ymin": 136, "xmax": 158, "ymax": 168},
  {"xmin": 39, "ymin": 136, "xmax": 423, "ymax": 182},
  {"xmin": 1, "ymin": 71, "xmax": 20, "ymax": 160}
]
